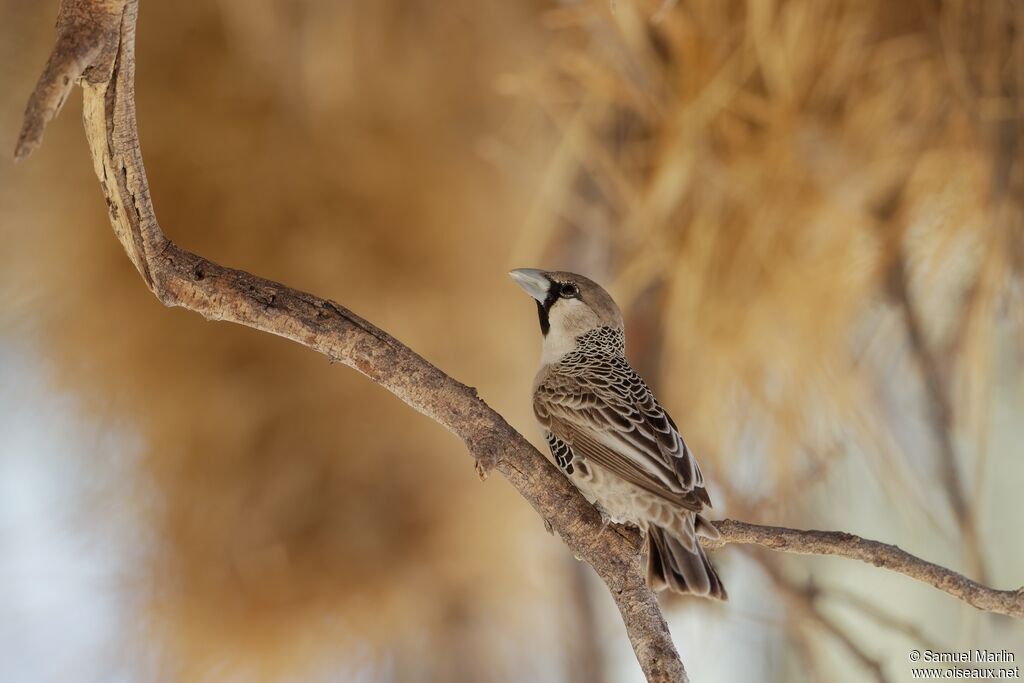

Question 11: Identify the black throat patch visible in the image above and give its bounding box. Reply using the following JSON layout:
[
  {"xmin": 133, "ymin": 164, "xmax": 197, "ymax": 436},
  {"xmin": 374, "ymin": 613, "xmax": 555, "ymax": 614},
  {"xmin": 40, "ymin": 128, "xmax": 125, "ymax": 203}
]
[{"xmin": 536, "ymin": 285, "xmax": 559, "ymax": 336}]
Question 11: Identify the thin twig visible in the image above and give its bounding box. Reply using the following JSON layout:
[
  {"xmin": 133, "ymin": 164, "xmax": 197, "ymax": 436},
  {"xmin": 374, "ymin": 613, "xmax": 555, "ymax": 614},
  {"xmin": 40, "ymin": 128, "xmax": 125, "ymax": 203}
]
[
  {"xmin": 887, "ymin": 248, "xmax": 989, "ymax": 584},
  {"xmin": 825, "ymin": 585, "xmax": 944, "ymax": 648},
  {"xmin": 756, "ymin": 556, "xmax": 889, "ymax": 683},
  {"xmin": 706, "ymin": 520, "xmax": 1024, "ymax": 619}
]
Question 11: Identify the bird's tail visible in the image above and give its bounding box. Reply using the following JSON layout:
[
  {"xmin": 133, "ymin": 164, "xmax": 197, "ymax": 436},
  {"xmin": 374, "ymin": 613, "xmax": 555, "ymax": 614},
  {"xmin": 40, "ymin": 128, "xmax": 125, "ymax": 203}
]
[{"xmin": 646, "ymin": 517, "xmax": 727, "ymax": 600}]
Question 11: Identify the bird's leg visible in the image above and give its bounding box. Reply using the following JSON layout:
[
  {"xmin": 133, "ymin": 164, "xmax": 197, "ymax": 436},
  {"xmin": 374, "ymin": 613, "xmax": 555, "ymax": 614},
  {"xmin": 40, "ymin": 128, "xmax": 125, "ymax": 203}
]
[
  {"xmin": 474, "ymin": 459, "xmax": 492, "ymax": 481},
  {"xmin": 470, "ymin": 429, "xmax": 505, "ymax": 481}
]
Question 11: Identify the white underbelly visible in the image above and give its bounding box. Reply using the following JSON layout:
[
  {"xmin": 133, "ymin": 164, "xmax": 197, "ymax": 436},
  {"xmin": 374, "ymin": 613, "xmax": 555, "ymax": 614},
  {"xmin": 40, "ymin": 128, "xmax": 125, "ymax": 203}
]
[{"xmin": 569, "ymin": 463, "xmax": 682, "ymax": 531}]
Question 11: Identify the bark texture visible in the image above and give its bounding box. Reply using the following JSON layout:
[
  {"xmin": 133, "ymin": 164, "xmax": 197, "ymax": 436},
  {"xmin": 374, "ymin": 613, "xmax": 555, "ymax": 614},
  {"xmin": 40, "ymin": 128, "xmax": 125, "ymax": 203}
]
[{"xmin": 706, "ymin": 520, "xmax": 1024, "ymax": 619}]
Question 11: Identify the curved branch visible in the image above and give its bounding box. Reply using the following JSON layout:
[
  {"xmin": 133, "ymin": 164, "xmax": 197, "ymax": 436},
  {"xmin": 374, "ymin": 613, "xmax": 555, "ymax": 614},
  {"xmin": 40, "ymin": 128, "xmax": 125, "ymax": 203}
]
[
  {"xmin": 15, "ymin": 2, "xmax": 686, "ymax": 681},
  {"xmin": 15, "ymin": 0, "xmax": 127, "ymax": 161},
  {"xmin": 707, "ymin": 520, "xmax": 1024, "ymax": 619}
]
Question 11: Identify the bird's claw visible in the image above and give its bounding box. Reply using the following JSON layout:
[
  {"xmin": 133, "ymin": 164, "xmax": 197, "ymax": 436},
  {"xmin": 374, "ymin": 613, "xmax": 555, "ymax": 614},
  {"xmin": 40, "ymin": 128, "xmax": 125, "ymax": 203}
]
[{"xmin": 474, "ymin": 458, "xmax": 492, "ymax": 481}]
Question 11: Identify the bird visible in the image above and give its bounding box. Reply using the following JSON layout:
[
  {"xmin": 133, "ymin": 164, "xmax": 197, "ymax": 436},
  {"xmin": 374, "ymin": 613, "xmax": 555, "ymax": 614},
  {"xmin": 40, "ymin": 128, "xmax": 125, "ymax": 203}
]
[{"xmin": 509, "ymin": 268, "xmax": 726, "ymax": 599}]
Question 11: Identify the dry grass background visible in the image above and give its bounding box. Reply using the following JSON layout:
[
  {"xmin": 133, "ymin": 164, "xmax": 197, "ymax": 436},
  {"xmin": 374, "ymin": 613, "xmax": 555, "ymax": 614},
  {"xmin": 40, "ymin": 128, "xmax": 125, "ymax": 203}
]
[{"xmin": 1, "ymin": 0, "xmax": 1023, "ymax": 681}]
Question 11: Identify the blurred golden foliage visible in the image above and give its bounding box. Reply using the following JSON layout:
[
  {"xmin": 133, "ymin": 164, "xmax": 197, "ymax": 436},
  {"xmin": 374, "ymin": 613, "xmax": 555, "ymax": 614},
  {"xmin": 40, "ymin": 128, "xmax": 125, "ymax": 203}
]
[
  {"xmin": 2, "ymin": 0, "xmax": 1022, "ymax": 681},
  {"xmin": 507, "ymin": 0, "xmax": 1023, "ymax": 519}
]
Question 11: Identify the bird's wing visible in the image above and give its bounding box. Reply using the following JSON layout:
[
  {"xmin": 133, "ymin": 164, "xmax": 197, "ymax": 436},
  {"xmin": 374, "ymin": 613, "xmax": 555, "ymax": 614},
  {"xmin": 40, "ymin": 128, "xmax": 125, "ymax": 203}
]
[{"xmin": 534, "ymin": 355, "xmax": 711, "ymax": 512}]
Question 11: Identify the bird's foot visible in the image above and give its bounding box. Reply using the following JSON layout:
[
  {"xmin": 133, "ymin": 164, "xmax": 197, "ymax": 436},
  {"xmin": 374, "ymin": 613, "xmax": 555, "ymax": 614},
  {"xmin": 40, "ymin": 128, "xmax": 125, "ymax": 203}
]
[
  {"xmin": 470, "ymin": 432, "xmax": 504, "ymax": 481},
  {"xmin": 474, "ymin": 459, "xmax": 492, "ymax": 481}
]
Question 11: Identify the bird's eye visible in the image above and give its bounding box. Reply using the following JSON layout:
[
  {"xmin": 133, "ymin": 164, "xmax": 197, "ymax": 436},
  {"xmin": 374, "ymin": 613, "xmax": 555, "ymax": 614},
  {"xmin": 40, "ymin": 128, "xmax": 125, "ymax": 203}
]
[{"xmin": 559, "ymin": 283, "xmax": 579, "ymax": 298}]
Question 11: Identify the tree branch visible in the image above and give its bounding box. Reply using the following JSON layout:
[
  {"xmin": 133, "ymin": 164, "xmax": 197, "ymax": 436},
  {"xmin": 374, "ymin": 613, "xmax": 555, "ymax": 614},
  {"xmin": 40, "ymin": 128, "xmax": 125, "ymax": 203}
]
[
  {"xmin": 887, "ymin": 248, "xmax": 989, "ymax": 584},
  {"xmin": 755, "ymin": 556, "xmax": 889, "ymax": 683},
  {"xmin": 14, "ymin": 2, "xmax": 687, "ymax": 681},
  {"xmin": 707, "ymin": 520, "xmax": 1024, "ymax": 619},
  {"xmin": 825, "ymin": 585, "xmax": 945, "ymax": 648}
]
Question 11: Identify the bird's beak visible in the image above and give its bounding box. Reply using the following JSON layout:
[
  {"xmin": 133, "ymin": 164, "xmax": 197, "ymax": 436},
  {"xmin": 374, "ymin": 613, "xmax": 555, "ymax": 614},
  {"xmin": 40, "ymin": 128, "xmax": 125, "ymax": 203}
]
[{"xmin": 509, "ymin": 268, "xmax": 550, "ymax": 303}]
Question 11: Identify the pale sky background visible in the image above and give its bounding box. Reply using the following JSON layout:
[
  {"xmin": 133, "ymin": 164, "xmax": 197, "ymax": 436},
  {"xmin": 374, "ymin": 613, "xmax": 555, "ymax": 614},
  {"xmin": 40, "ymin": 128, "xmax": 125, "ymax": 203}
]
[{"xmin": 0, "ymin": 343, "xmax": 144, "ymax": 682}]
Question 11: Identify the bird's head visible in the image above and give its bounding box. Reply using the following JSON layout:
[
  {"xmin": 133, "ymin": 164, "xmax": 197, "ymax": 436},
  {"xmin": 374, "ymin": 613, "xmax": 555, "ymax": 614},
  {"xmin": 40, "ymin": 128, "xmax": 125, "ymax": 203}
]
[{"xmin": 509, "ymin": 268, "xmax": 623, "ymax": 361}]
